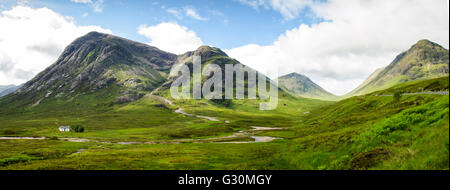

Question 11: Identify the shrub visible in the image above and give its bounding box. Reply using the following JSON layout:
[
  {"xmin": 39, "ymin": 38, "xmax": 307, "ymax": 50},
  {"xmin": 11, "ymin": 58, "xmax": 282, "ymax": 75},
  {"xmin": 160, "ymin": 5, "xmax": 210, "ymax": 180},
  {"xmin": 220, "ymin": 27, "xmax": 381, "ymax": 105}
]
[
  {"xmin": 0, "ymin": 155, "xmax": 34, "ymax": 167},
  {"xmin": 0, "ymin": 129, "xmax": 23, "ymax": 135},
  {"xmin": 211, "ymin": 99, "xmax": 232, "ymax": 107},
  {"xmin": 47, "ymin": 136, "xmax": 59, "ymax": 140},
  {"xmin": 71, "ymin": 125, "xmax": 85, "ymax": 133},
  {"xmin": 393, "ymin": 92, "xmax": 402, "ymax": 102}
]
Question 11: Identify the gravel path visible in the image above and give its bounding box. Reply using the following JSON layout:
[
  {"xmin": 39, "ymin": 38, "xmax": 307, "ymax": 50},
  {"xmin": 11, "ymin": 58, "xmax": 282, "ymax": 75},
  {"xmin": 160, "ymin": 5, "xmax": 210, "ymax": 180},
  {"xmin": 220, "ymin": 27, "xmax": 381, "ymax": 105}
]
[{"xmin": 375, "ymin": 91, "xmax": 449, "ymax": 97}]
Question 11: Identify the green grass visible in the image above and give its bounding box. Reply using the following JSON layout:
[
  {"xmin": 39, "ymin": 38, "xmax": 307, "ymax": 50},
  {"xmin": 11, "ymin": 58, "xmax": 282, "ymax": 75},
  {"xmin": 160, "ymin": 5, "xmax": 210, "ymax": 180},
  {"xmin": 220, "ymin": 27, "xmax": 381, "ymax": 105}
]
[
  {"xmin": 373, "ymin": 76, "xmax": 449, "ymax": 95},
  {"xmin": 0, "ymin": 77, "xmax": 448, "ymax": 170}
]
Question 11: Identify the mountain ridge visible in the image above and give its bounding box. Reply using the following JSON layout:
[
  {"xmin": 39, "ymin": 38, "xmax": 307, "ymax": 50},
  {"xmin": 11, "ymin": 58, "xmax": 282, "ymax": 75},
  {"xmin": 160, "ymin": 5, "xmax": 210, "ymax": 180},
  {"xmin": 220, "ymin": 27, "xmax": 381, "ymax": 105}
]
[
  {"xmin": 277, "ymin": 72, "xmax": 338, "ymax": 100},
  {"xmin": 6, "ymin": 31, "xmax": 178, "ymax": 106},
  {"xmin": 347, "ymin": 39, "xmax": 449, "ymax": 96},
  {"xmin": 0, "ymin": 84, "xmax": 21, "ymax": 97},
  {"xmin": 1, "ymin": 32, "xmax": 290, "ymax": 109}
]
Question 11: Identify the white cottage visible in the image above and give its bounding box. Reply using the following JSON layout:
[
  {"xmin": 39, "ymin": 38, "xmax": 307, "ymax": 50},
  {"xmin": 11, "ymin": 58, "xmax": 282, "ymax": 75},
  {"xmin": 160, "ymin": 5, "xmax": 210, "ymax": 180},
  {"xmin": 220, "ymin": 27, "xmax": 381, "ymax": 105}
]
[{"xmin": 59, "ymin": 126, "xmax": 70, "ymax": 132}]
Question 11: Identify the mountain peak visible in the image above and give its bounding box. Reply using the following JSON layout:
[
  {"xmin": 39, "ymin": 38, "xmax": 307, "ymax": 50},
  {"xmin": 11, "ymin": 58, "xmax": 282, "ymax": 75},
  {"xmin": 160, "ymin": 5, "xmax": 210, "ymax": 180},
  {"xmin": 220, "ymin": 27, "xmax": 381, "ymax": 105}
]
[
  {"xmin": 282, "ymin": 72, "xmax": 308, "ymax": 79},
  {"xmin": 278, "ymin": 72, "xmax": 337, "ymax": 100},
  {"xmin": 70, "ymin": 31, "xmax": 112, "ymax": 45},
  {"xmin": 85, "ymin": 31, "xmax": 110, "ymax": 38},
  {"xmin": 194, "ymin": 45, "xmax": 228, "ymax": 57},
  {"xmin": 408, "ymin": 39, "xmax": 445, "ymax": 54},
  {"xmin": 177, "ymin": 46, "xmax": 228, "ymax": 63},
  {"xmin": 347, "ymin": 40, "xmax": 449, "ymax": 96},
  {"xmin": 413, "ymin": 39, "xmax": 436, "ymax": 47},
  {"xmin": 15, "ymin": 31, "xmax": 177, "ymax": 104}
]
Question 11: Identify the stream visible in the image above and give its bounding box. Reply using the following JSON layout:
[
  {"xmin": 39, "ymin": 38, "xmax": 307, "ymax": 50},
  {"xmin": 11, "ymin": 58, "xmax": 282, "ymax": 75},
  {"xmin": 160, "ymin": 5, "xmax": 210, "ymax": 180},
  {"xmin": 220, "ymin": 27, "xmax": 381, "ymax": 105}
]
[
  {"xmin": 1, "ymin": 96, "xmax": 284, "ymax": 145},
  {"xmin": 0, "ymin": 126, "xmax": 283, "ymax": 144}
]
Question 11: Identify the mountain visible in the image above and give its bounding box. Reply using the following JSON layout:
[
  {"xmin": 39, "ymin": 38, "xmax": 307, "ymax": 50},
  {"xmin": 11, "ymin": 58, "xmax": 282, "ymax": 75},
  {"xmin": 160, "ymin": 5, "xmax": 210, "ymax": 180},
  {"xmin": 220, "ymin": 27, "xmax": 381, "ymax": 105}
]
[
  {"xmin": 0, "ymin": 85, "xmax": 16, "ymax": 95},
  {"xmin": 348, "ymin": 39, "xmax": 449, "ymax": 96},
  {"xmin": 0, "ymin": 85, "xmax": 16, "ymax": 92},
  {"xmin": 153, "ymin": 45, "xmax": 284, "ymax": 108},
  {"xmin": 4, "ymin": 31, "xmax": 177, "ymax": 106},
  {"xmin": 0, "ymin": 84, "xmax": 22, "ymax": 97},
  {"xmin": 277, "ymin": 72, "xmax": 338, "ymax": 100},
  {"xmin": 1, "ymin": 32, "xmax": 290, "ymax": 111}
]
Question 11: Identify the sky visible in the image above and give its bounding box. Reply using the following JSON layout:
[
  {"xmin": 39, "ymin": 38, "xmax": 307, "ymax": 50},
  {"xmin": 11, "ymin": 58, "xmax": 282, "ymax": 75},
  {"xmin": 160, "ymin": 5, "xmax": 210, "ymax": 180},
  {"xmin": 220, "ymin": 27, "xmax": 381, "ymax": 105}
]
[{"xmin": 0, "ymin": 0, "xmax": 449, "ymax": 95}]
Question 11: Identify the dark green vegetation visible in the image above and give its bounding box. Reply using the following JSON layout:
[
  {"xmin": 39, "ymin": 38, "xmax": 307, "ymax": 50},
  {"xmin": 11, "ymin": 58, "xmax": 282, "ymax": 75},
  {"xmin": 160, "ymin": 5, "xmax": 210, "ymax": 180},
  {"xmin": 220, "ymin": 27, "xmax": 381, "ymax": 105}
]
[
  {"xmin": 0, "ymin": 32, "xmax": 448, "ymax": 170},
  {"xmin": 374, "ymin": 76, "xmax": 449, "ymax": 95},
  {"xmin": 0, "ymin": 32, "xmax": 319, "ymax": 141},
  {"xmin": 348, "ymin": 39, "xmax": 449, "ymax": 96},
  {"xmin": 71, "ymin": 125, "xmax": 85, "ymax": 133},
  {"xmin": 0, "ymin": 77, "xmax": 447, "ymax": 170},
  {"xmin": 277, "ymin": 72, "xmax": 338, "ymax": 100}
]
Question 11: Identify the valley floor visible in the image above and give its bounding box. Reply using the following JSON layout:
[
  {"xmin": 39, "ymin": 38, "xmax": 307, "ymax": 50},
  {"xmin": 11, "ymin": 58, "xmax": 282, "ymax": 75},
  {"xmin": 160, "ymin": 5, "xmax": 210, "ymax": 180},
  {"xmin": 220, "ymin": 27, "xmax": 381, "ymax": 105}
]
[{"xmin": 0, "ymin": 77, "xmax": 449, "ymax": 170}]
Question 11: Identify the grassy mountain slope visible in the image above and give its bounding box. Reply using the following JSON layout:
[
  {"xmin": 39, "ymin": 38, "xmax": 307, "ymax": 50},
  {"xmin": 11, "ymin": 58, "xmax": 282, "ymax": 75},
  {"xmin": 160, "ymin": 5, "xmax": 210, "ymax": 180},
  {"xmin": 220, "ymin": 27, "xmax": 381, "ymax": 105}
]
[
  {"xmin": 277, "ymin": 72, "xmax": 338, "ymax": 100},
  {"xmin": 0, "ymin": 33, "xmax": 329, "ymax": 142},
  {"xmin": 1, "ymin": 77, "xmax": 447, "ymax": 170},
  {"xmin": 1, "ymin": 32, "xmax": 177, "ymax": 109},
  {"xmin": 153, "ymin": 46, "xmax": 329, "ymax": 120},
  {"xmin": 258, "ymin": 76, "xmax": 449, "ymax": 169},
  {"xmin": 0, "ymin": 32, "xmax": 446, "ymax": 170},
  {"xmin": 348, "ymin": 40, "xmax": 449, "ymax": 96}
]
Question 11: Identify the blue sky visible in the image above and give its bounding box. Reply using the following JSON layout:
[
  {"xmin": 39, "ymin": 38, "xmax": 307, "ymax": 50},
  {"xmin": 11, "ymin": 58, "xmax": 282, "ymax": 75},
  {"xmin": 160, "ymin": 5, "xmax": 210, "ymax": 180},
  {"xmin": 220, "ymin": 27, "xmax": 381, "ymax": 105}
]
[
  {"xmin": 0, "ymin": 0, "xmax": 448, "ymax": 94},
  {"xmin": 1, "ymin": 0, "xmax": 323, "ymax": 49}
]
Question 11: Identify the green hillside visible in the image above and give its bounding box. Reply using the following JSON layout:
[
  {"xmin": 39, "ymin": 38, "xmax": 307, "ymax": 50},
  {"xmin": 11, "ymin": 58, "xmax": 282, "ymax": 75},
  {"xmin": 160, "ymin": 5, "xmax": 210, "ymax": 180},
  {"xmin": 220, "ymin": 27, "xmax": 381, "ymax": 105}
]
[
  {"xmin": 1, "ymin": 32, "xmax": 177, "ymax": 110},
  {"xmin": 1, "ymin": 76, "xmax": 447, "ymax": 170},
  {"xmin": 348, "ymin": 39, "xmax": 449, "ymax": 96},
  {"xmin": 0, "ymin": 33, "xmax": 447, "ymax": 170},
  {"xmin": 277, "ymin": 72, "xmax": 338, "ymax": 100},
  {"xmin": 0, "ymin": 32, "xmax": 328, "ymax": 143}
]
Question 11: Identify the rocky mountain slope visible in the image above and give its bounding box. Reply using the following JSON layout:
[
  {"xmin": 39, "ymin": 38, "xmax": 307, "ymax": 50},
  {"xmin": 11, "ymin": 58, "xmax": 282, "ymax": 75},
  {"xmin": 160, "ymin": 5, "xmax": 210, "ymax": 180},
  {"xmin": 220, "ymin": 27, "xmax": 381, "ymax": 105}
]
[
  {"xmin": 3, "ymin": 32, "xmax": 178, "ymax": 106},
  {"xmin": 277, "ymin": 72, "xmax": 337, "ymax": 100},
  {"xmin": 348, "ymin": 39, "xmax": 449, "ymax": 96},
  {"xmin": 154, "ymin": 45, "xmax": 282, "ymax": 108},
  {"xmin": 1, "ymin": 32, "xmax": 284, "ymax": 109}
]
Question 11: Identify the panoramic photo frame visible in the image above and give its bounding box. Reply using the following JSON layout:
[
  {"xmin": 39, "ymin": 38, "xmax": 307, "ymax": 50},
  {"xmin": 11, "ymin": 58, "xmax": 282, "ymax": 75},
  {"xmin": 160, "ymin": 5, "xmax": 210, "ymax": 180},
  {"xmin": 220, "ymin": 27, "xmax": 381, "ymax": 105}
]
[{"xmin": 0, "ymin": 0, "xmax": 448, "ymax": 188}]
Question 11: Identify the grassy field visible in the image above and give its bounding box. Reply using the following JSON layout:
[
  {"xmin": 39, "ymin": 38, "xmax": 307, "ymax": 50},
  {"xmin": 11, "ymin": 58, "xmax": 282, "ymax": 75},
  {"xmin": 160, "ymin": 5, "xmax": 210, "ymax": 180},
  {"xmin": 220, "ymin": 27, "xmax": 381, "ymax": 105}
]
[{"xmin": 0, "ymin": 77, "xmax": 448, "ymax": 170}]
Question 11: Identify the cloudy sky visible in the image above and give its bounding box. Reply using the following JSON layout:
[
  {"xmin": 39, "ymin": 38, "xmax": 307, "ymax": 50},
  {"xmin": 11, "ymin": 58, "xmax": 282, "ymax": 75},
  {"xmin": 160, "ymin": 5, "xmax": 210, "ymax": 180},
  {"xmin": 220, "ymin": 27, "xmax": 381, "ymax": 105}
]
[{"xmin": 0, "ymin": 0, "xmax": 448, "ymax": 95}]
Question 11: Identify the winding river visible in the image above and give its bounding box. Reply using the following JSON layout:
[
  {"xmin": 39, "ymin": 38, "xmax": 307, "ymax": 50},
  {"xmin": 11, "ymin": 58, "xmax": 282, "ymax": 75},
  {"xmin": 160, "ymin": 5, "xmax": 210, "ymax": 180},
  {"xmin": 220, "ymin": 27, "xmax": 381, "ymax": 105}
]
[{"xmin": 0, "ymin": 96, "xmax": 283, "ymax": 144}]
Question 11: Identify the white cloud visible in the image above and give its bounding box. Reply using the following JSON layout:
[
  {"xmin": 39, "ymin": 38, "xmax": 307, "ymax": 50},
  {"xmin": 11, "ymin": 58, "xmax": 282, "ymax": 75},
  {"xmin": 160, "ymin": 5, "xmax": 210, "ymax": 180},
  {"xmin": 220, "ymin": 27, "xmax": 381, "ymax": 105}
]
[
  {"xmin": 184, "ymin": 7, "xmax": 208, "ymax": 21},
  {"xmin": 91, "ymin": 0, "xmax": 104, "ymax": 13},
  {"xmin": 236, "ymin": 0, "xmax": 314, "ymax": 20},
  {"xmin": 209, "ymin": 10, "xmax": 229, "ymax": 24},
  {"xmin": 70, "ymin": 0, "xmax": 104, "ymax": 13},
  {"xmin": 227, "ymin": 0, "xmax": 449, "ymax": 95},
  {"xmin": 70, "ymin": 0, "xmax": 92, "ymax": 3},
  {"xmin": 164, "ymin": 7, "xmax": 210, "ymax": 21},
  {"xmin": 166, "ymin": 8, "xmax": 182, "ymax": 19},
  {"xmin": 0, "ymin": 6, "xmax": 111, "ymax": 85},
  {"xmin": 138, "ymin": 22, "xmax": 203, "ymax": 54}
]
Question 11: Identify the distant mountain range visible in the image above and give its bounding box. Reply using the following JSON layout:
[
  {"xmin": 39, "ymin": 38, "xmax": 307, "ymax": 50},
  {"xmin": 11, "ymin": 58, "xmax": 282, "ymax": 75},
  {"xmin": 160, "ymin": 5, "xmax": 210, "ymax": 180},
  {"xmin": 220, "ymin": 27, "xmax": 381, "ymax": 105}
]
[
  {"xmin": 0, "ymin": 32, "xmax": 282, "ymax": 108},
  {"xmin": 278, "ymin": 39, "xmax": 448, "ymax": 100},
  {"xmin": 277, "ymin": 73, "xmax": 338, "ymax": 100},
  {"xmin": 0, "ymin": 85, "xmax": 15, "ymax": 92},
  {"xmin": 0, "ymin": 32, "xmax": 448, "ymax": 108},
  {"xmin": 347, "ymin": 39, "xmax": 449, "ymax": 96},
  {"xmin": 155, "ymin": 45, "xmax": 278, "ymax": 104},
  {"xmin": 0, "ymin": 84, "xmax": 22, "ymax": 97}
]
